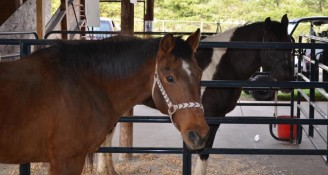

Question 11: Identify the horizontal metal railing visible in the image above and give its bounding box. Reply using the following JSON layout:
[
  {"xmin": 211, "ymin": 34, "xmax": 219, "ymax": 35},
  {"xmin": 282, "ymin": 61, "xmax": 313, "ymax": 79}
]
[
  {"xmin": 296, "ymin": 35, "xmax": 328, "ymax": 162},
  {"xmin": 0, "ymin": 38, "xmax": 327, "ymax": 175}
]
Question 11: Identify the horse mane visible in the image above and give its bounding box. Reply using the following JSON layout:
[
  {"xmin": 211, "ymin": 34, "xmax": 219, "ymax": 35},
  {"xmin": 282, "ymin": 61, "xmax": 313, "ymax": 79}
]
[
  {"xmin": 202, "ymin": 27, "xmax": 238, "ymax": 42},
  {"xmin": 204, "ymin": 19, "xmax": 285, "ymax": 42},
  {"xmin": 232, "ymin": 20, "xmax": 287, "ymax": 41},
  {"xmin": 47, "ymin": 36, "xmax": 193, "ymax": 79}
]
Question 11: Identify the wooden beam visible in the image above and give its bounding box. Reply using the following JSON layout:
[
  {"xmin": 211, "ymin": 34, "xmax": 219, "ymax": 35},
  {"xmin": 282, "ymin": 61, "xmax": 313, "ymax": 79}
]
[
  {"xmin": 144, "ymin": 0, "xmax": 154, "ymax": 32},
  {"xmin": 119, "ymin": 109, "xmax": 133, "ymax": 161},
  {"xmin": 36, "ymin": 0, "xmax": 45, "ymax": 38},
  {"xmin": 60, "ymin": 0, "xmax": 68, "ymax": 39},
  {"xmin": 119, "ymin": 0, "xmax": 134, "ymax": 161},
  {"xmin": 120, "ymin": 0, "xmax": 134, "ymax": 35},
  {"xmin": 45, "ymin": 9, "xmax": 66, "ymax": 36}
]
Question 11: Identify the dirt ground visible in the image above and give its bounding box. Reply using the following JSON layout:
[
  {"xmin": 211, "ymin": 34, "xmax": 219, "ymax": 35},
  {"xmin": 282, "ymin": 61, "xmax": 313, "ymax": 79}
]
[{"xmin": 1, "ymin": 153, "xmax": 327, "ymax": 175}]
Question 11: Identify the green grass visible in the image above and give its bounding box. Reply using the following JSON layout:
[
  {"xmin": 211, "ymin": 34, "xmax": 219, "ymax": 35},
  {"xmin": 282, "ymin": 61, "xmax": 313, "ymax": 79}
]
[
  {"xmin": 241, "ymin": 89, "xmax": 327, "ymax": 101},
  {"xmin": 277, "ymin": 89, "xmax": 327, "ymax": 101}
]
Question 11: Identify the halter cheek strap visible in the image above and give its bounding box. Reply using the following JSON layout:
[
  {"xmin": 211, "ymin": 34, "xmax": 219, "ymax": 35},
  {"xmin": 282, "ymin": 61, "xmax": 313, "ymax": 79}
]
[{"xmin": 153, "ymin": 72, "xmax": 204, "ymax": 128}]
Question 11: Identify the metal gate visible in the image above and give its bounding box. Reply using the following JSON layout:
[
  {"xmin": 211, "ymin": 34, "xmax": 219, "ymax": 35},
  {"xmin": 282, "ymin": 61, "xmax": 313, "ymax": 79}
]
[{"xmin": 0, "ymin": 35, "xmax": 328, "ymax": 175}]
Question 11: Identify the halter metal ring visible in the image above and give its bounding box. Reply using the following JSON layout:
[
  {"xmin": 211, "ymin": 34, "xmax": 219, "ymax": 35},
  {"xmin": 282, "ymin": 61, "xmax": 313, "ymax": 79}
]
[{"xmin": 168, "ymin": 105, "xmax": 177, "ymax": 116}]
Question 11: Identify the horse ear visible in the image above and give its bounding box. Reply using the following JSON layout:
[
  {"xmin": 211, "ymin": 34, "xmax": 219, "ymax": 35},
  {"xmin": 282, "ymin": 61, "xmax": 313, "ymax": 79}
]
[
  {"xmin": 281, "ymin": 14, "xmax": 289, "ymax": 28},
  {"xmin": 186, "ymin": 28, "xmax": 201, "ymax": 52},
  {"xmin": 264, "ymin": 17, "xmax": 271, "ymax": 31},
  {"xmin": 158, "ymin": 33, "xmax": 175, "ymax": 57}
]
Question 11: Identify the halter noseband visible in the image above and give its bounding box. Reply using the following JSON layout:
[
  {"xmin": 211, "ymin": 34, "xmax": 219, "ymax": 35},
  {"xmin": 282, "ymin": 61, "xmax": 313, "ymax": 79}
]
[{"xmin": 153, "ymin": 72, "xmax": 203, "ymax": 128}]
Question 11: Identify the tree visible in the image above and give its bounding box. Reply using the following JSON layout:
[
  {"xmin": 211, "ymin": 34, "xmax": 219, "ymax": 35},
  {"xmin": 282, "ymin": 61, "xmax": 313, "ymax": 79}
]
[
  {"xmin": 96, "ymin": 0, "xmax": 328, "ymax": 32},
  {"xmin": 303, "ymin": 0, "xmax": 327, "ymax": 12}
]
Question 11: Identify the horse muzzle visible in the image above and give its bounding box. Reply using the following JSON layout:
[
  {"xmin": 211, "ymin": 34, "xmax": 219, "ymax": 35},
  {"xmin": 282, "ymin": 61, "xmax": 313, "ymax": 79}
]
[
  {"xmin": 175, "ymin": 111, "xmax": 209, "ymax": 151},
  {"xmin": 185, "ymin": 130, "xmax": 209, "ymax": 150}
]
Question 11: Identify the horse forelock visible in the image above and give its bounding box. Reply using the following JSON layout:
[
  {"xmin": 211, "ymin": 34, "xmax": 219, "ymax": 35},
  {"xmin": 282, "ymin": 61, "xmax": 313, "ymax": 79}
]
[{"xmin": 171, "ymin": 37, "xmax": 194, "ymax": 59}]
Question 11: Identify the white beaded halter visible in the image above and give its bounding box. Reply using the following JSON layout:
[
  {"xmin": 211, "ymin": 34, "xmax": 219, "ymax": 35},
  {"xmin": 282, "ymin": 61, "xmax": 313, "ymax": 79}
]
[{"xmin": 153, "ymin": 72, "xmax": 204, "ymax": 128}]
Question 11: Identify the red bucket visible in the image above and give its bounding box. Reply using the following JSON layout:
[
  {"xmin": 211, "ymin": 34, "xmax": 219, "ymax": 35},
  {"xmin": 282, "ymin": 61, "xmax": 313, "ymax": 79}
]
[{"xmin": 277, "ymin": 115, "xmax": 297, "ymax": 139}]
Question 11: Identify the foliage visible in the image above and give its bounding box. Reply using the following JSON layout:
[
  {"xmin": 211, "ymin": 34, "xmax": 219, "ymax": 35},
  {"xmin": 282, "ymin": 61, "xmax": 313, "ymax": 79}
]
[
  {"xmin": 241, "ymin": 89, "xmax": 327, "ymax": 101},
  {"xmin": 97, "ymin": 0, "xmax": 328, "ymax": 31},
  {"xmin": 107, "ymin": 0, "xmax": 327, "ymax": 21},
  {"xmin": 277, "ymin": 89, "xmax": 328, "ymax": 101},
  {"xmin": 51, "ymin": 0, "xmax": 60, "ymax": 15}
]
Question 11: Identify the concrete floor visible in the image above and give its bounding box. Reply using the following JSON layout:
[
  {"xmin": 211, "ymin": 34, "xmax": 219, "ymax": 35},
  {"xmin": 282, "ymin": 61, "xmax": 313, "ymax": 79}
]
[
  {"xmin": 1, "ymin": 101, "xmax": 327, "ymax": 174},
  {"xmin": 111, "ymin": 102, "xmax": 328, "ymax": 175}
]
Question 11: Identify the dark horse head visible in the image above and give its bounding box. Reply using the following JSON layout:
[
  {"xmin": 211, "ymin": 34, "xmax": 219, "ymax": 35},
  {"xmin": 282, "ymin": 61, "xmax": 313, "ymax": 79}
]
[
  {"xmin": 197, "ymin": 14, "xmax": 294, "ymax": 84},
  {"xmin": 260, "ymin": 14, "xmax": 294, "ymax": 81}
]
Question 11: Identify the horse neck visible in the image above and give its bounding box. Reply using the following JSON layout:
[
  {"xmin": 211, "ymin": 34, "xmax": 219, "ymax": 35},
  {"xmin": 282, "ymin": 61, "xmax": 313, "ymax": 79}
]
[
  {"xmin": 57, "ymin": 38, "xmax": 159, "ymax": 118},
  {"xmin": 89, "ymin": 59, "xmax": 156, "ymax": 117},
  {"xmin": 214, "ymin": 24, "xmax": 264, "ymax": 80},
  {"xmin": 216, "ymin": 50, "xmax": 261, "ymax": 80}
]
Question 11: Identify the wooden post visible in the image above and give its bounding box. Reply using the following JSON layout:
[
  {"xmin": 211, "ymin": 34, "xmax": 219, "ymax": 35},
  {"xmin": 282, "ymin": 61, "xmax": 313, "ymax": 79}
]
[
  {"xmin": 60, "ymin": 0, "xmax": 68, "ymax": 39},
  {"xmin": 144, "ymin": 0, "xmax": 154, "ymax": 32},
  {"xmin": 119, "ymin": 0, "xmax": 134, "ymax": 161},
  {"xmin": 36, "ymin": 0, "xmax": 45, "ymax": 39},
  {"xmin": 121, "ymin": 0, "xmax": 134, "ymax": 35},
  {"xmin": 119, "ymin": 109, "xmax": 133, "ymax": 161}
]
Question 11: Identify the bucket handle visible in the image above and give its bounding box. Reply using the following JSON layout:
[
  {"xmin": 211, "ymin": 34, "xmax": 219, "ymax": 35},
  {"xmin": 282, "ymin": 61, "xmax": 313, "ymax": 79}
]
[{"xmin": 269, "ymin": 119, "xmax": 303, "ymax": 143}]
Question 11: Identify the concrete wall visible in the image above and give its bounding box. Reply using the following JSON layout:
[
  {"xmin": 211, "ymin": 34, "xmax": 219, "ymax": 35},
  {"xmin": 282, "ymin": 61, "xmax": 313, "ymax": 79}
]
[
  {"xmin": 0, "ymin": 0, "xmax": 52, "ymax": 38},
  {"xmin": 0, "ymin": 0, "xmax": 82, "ymax": 60},
  {"xmin": 0, "ymin": 0, "xmax": 51, "ymax": 60}
]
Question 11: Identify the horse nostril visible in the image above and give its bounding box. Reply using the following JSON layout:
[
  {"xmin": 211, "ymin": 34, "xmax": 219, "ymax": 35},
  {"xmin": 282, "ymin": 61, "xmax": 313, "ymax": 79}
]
[{"xmin": 187, "ymin": 130, "xmax": 201, "ymax": 145}]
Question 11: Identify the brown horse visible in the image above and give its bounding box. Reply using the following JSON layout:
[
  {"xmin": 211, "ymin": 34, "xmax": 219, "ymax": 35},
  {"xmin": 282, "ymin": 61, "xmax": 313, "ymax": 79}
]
[
  {"xmin": 0, "ymin": 29, "xmax": 209, "ymax": 174},
  {"xmin": 135, "ymin": 15, "xmax": 293, "ymax": 175}
]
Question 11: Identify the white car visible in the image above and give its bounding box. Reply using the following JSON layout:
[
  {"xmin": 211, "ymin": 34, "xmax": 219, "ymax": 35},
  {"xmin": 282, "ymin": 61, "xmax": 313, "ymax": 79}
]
[{"xmin": 88, "ymin": 17, "xmax": 117, "ymax": 39}]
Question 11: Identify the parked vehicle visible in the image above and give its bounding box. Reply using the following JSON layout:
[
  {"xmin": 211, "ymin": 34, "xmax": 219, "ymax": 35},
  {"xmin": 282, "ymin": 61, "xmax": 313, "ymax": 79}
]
[
  {"xmin": 248, "ymin": 16, "xmax": 328, "ymax": 101},
  {"xmin": 289, "ymin": 17, "xmax": 328, "ymax": 77},
  {"xmin": 88, "ymin": 17, "xmax": 117, "ymax": 40}
]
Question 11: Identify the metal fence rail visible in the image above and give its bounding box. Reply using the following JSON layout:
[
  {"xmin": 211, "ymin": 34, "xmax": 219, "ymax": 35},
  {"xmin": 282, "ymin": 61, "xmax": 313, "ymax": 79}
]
[
  {"xmin": 0, "ymin": 32, "xmax": 39, "ymax": 61},
  {"xmin": 0, "ymin": 39, "xmax": 327, "ymax": 175},
  {"xmin": 43, "ymin": 30, "xmax": 218, "ymax": 39},
  {"xmin": 296, "ymin": 34, "xmax": 328, "ymax": 162}
]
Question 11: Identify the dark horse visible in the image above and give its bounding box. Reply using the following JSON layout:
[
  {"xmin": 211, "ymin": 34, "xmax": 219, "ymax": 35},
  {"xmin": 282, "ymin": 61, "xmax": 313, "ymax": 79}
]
[
  {"xmin": 193, "ymin": 14, "xmax": 294, "ymax": 174},
  {"xmin": 0, "ymin": 29, "xmax": 209, "ymax": 175}
]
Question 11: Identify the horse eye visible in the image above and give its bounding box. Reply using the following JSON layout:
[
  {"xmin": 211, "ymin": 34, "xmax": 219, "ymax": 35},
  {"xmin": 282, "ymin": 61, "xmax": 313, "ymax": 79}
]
[{"xmin": 166, "ymin": 75, "xmax": 174, "ymax": 83}]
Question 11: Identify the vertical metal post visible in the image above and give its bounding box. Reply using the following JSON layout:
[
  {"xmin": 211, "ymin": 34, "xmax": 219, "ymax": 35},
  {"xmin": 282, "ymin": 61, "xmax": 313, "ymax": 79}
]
[
  {"xmin": 309, "ymin": 38, "xmax": 318, "ymax": 137},
  {"xmin": 290, "ymin": 85, "xmax": 295, "ymax": 143},
  {"xmin": 296, "ymin": 36, "xmax": 302, "ymax": 119},
  {"xmin": 20, "ymin": 43, "xmax": 31, "ymax": 58},
  {"xmin": 182, "ymin": 143, "xmax": 192, "ymax": 175},
  {"xmin": 19, "ymin": 41, "xmax": 32, "ymax": 175},
  {"xmin": 290, "ymin": 42, "xmax": 296, "ymax": 143},
  {"xmin": 295, "ymin": 36, "xmax": 304, "ymax": 144},
  {"xmin": 19, "ymin": 163, "xmax": 30, "ymax": 175},
  {"xmin": 326, "ymin": 123, "xmax": 328, "ymax": 163}
]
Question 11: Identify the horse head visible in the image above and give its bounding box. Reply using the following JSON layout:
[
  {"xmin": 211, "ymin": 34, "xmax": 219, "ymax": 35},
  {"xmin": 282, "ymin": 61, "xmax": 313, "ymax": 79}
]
[
  {"xmin": 151, "ymin": 29, "xmax": 209, "ymax": 150},
  {"xmin": 261, "ymin": 14, "xmax": 294, "ymax": 82}
]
